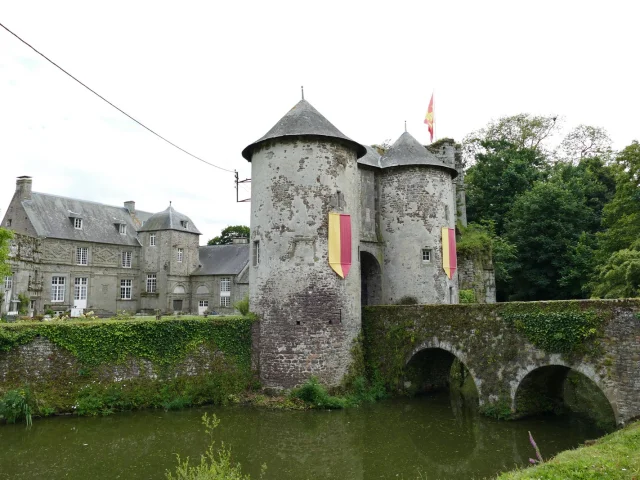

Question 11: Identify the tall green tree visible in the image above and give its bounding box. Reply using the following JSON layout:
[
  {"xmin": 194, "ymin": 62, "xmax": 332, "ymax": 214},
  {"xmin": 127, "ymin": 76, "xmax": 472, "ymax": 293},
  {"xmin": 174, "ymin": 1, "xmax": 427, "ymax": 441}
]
[
  {"xmin": 504, "ymin": 182, "xmax": 589, "ymax": 300},
  {"xmin": 207, "ymin": 225, "xmax": 250, "ymax": 246},
  {"xmin": 465, "ymin": 140, "xmax": 548, "ymax": 234}
]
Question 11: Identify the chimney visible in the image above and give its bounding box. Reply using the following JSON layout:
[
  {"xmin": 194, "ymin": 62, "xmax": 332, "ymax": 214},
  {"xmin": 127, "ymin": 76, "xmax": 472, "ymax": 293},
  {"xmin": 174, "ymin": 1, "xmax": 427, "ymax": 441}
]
[
  {"xmin": 16, "ymin": 176, "xmax": 32, "ymax": 201},
  {"xmin": 232, "ymin": 237, "xmax": 249, "ymax": 244},
  {"xmin": 124, "ymin": 201, "xmax": 135, "ymax": 214}
]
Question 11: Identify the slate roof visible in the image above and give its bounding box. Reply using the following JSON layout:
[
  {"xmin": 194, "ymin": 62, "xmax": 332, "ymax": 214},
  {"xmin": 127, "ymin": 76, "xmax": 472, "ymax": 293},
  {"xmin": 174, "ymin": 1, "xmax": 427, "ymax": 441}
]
[
  {"xmin": 192, "ymin": 244, "xmax": 250, "ymax": 276},
  {"xmin": 138, "ymin": 205, "xmax": 201, "ymax": 234},
  {"xmin": 357, "ymin": 145, "xmax": 382, "ymax": 168},
  {"xmin": 380, "ymin": 132, "xmax": 458, "ymax": 177},
  {"xmin": 22, "ymin": 193, "xmax": 153, "ymax": 246},
  {"xmin": 242, "ymin": 99, "xmax": 366, "ymax": 160}
]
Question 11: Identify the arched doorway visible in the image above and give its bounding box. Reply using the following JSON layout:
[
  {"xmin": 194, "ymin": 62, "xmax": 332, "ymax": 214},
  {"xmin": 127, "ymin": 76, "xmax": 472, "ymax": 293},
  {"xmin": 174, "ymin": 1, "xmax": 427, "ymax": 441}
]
[
  {"xmin": 360, "ymin": 251, "xmax": 382, "ymax": 306},
  {"xmin": 514, "ymin": 365, "xmax": 616, "ymax": 430}
]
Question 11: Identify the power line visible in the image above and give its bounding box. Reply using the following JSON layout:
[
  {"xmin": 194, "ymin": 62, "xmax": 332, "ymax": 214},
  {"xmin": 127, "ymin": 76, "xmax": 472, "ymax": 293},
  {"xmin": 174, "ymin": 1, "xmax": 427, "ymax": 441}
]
[{"xmin": 0, "ymin": 22, "xmax": 236, "ymax": 173}]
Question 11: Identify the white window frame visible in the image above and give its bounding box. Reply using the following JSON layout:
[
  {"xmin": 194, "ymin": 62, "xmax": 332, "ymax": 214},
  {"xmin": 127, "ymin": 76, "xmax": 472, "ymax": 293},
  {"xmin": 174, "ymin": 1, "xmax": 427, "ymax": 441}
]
[
  {"xmin": 253, "ymin": 241, "xmax": 260, "ymax": 266},
  {"xmin": 149, "ymin": 234, "xmax": 156, "ymax": 246},
  {"xmin": 177, "ymin": 248, "xmax": 184, "ymax": 263},
  {"xmin": 122, "ymin": 251, "xmax": 132, "ymax": 268},
  {"xmin": 74, "ymin": 218, "xmax": 83, "ymax": 230},
  {"xmin": 119, "ymin": 224, "xmax": 127, "ymax": 235},
  {"xmin": 199, "ymin": 300, "xmax": 209, "ymax": 308},
  {"xmin": 74, "ymin": 277, "xmax": 88, "ymax": 300},
  {"xmin": 76, "ymin": 247, "xmax": 88, "ymax": 265},
  {"xmin": 146, "ymin": 274, "xmax": 157, "ymax": 293},
  {"xmin": 422, "ymin": 248, "xmax": 432, "ymax": 263},
  {"xmin": 220, "ymin": 277, "xmax": 231, "ymax": 307},
  {"xmin": 4, "ymin": 275, "xmax": 12, "ymax": 290},
  {"xmin": 220, "ymin": 296, "xmax": 231, "ymax": 307},
  {"xmin": 120, "ymin": 279, "xmax": 132, "ymax": 300},
  {"xmin": 51, "ymin": 276, "xmax": 65, "ymax": 303}
]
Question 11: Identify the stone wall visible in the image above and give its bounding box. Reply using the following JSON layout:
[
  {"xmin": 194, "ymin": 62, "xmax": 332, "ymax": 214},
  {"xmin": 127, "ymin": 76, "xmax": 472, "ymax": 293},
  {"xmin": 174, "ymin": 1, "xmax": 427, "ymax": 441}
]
[
  {"xmin": 458, "ymin": 256, "xmax": 496, "ymax": 304},
  {"xmin": 363, "ymin": 299, "xmax": 640, "ymax": 425}
]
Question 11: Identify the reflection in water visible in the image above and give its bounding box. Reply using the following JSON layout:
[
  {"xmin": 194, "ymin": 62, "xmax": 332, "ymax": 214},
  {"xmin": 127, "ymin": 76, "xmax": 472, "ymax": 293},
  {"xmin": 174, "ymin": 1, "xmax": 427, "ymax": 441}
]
[{"xmin": 0, "ymin": 394, "xmax": 606, "ymax": 480}]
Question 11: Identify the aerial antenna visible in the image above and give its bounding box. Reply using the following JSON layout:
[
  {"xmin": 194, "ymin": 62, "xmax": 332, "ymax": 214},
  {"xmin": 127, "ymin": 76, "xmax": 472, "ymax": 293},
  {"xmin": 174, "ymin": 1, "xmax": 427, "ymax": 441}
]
[
  {"xmin": 301, "ymin": 86, "xmax": 304, "ymax": 100},
  {"xmin": 235, "ymin": 170, "xmax": 252, "ymax": 203}
]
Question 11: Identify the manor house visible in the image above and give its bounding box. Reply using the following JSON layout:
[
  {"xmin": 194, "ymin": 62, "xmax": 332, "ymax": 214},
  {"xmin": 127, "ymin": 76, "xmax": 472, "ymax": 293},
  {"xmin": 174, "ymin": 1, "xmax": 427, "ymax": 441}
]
[{"xmin": 1, "ymin": 176, "xmax": 249, "ymax": 317}]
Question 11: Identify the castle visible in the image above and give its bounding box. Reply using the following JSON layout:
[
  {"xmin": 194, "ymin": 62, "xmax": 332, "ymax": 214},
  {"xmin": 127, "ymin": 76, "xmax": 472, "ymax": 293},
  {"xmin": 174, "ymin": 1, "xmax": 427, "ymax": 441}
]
[
  {"xmin": 2, "ymin": 98, "xmax": 494, "ymax": 390},
  {"xmin": 243, "ymin": 99, "xmax": 469, "ymax": 388}
]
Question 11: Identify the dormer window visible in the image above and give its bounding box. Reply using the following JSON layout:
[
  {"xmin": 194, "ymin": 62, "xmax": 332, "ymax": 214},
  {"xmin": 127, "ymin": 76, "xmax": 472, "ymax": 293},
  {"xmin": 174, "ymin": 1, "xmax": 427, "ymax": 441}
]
[
  {"xmin": 6, "ymin": 219, "xmax": 12, "ymax": 227},
  {"xmin": 119, "ymin": 224, "xmax": 127, "ymax": 235},
  {"xmin": 180, "ymin": 220, "xmax": 188, "ymax": 229},
  {"xmin": 74, "ymin": 218, "xmax": 83, "ymax": 230}
]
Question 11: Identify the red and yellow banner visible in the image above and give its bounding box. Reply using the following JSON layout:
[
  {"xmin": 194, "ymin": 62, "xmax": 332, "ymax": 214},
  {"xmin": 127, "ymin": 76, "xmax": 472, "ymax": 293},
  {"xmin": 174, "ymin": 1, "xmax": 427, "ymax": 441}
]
[
  {"xmin": 424, "ymin": 93, "xmax": 434, "ymax": 142},
  {"xmin": 441, "ymin": 227, "xmax": 457, "ymax": 279},
  {"xmin": 328, "ymin": 213, "xmax": 352, "ymax": 278}
]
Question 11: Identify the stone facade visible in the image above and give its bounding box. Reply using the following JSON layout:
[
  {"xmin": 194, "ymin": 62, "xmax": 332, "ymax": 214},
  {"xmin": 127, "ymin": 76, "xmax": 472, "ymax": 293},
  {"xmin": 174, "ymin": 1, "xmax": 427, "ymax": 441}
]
[
  {"xmin": 243, "ymin": 100, "xmax": 466, "ymax": 389},
  {"xmin": 1, "ymin": 178, "xmax": 249, "ymax": 317}
]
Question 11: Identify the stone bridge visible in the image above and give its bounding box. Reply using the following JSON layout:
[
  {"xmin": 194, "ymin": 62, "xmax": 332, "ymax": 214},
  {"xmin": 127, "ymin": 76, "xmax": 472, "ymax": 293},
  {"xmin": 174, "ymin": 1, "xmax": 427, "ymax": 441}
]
[{"xmin": 362, "ymin": 299, "xmax": 640, "ymax": 426}]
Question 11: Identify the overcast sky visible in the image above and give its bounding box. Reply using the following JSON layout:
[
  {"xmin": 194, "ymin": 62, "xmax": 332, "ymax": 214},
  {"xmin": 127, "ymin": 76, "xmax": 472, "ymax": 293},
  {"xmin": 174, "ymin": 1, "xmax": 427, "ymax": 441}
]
[{"xmin": 1, "ymin": 0, "xmax": 638, "ymax": 244}]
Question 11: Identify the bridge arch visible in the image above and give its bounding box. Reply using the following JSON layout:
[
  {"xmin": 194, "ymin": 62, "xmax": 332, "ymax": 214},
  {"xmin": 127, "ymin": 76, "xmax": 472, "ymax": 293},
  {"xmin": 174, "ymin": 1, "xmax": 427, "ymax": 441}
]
[
  {"xmin": 512, "ymin": 360, "xmax": 618, "ymax": 426},
  {"xmin": 405, "ymin": 338, "xmax": 482, "ymax": 400}
]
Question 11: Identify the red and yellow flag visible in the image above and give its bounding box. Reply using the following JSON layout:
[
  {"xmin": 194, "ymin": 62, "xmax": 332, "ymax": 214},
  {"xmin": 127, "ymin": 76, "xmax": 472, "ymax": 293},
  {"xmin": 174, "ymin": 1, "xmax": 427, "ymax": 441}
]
[
  {"xmin": 328, "ymin": 213, "xmax": 352, "ymax": 278},
  {"xmin": 441, "ymin": 227, "xmax": 457, "ymax": 279},
  {"xmin": 424, "ymin": 93, "xmax": 434, "ymax": 142}
]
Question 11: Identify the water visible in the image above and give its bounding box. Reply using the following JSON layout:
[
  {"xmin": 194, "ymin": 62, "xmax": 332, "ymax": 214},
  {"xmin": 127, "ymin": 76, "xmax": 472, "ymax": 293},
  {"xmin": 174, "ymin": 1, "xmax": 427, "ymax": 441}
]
[{"xmin": 0, "ymin": 394, "xmax": 606, "ymax": 480}]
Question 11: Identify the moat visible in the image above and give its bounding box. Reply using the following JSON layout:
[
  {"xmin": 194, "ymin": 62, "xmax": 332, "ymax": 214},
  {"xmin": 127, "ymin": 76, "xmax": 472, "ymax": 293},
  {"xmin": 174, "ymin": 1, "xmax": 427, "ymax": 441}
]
[{"xmin": 0, "ymin": 393, "xmax": 607, "ymax": 480}]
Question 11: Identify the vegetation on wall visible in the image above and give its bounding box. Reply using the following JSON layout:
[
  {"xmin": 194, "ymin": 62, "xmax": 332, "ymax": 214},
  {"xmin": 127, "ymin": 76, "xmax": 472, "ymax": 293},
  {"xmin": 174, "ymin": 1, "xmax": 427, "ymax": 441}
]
[
  {"xmin": 0, "ymin": 316, "xmax": 256, "ymax": 419},
  {"xmin": 0, "ymin": 228, "xmax": 13, "ymax": 279}
]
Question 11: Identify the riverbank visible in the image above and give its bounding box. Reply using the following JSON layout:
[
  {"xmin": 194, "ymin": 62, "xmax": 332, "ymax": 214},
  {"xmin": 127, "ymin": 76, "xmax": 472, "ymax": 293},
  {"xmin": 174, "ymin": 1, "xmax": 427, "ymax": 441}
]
[{"xmin": 497, "ymin": 421, "xmax": 640, "ymax": 479}]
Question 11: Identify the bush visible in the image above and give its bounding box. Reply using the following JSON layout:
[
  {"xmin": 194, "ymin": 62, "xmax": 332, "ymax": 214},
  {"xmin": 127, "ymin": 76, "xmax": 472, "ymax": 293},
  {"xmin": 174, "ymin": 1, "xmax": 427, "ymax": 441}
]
[
  {"xmin": 289, "ymin": 377, "xmax": 346, "ymax": 409},
  {"xmin": 234, "ymin": 295, "xmax": 250, "ymax": 316},
  {"xmin": 459, "ymin": 289, "xmax": 476, "ymax": 304},
  {"xmin": 0, "ymin": 388, "xmax": 33, "ymax": 426},
  {"xmin": 166, "ymin": 413, "xmax": 262, "ymax": 480},
  {"xmin": 396, "ymin": 296, "xmax": 418, "ymax": 305},
  {"xmin": 18, "ymin": 293, "xmax": 30, "ymax": 315}
]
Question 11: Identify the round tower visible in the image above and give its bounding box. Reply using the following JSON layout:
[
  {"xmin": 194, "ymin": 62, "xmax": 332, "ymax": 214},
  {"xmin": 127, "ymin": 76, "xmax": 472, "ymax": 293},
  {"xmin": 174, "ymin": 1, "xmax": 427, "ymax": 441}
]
[
  {"xmin": 242, "ymin": 99, "xmax": 366, "ymax": 389},
  {"xmin": 379, "ymin": 132, "xmax": 459, "ymax": 304}
]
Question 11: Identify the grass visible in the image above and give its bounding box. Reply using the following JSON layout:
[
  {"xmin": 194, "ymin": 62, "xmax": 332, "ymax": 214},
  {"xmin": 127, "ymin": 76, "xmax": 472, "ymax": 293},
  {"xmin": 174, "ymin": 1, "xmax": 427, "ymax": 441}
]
[{"xmin": 497, "ymin": 421, "xmax": 640, "ymax": 479}]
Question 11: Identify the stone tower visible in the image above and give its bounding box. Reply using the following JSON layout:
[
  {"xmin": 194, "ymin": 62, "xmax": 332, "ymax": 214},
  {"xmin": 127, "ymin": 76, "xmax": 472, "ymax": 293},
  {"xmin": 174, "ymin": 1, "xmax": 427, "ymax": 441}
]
[
  {"xmin": 139, "ymin": 205, "xmax": 201, "ymax": 313},
  {"xmin": 242, "ymin": 99, "xmax": 366, "ymax": 389},
  {"xmin": 379, "ymin": 132, "xmax": 459, "ymax": 304}
]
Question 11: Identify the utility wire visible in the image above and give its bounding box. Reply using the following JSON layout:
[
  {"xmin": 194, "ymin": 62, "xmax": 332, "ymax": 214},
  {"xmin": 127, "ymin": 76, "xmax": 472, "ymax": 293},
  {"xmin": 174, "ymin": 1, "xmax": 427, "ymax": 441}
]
[{"xmin": 0, "ymin": 22, "xmax": 236, "ymax": 173}]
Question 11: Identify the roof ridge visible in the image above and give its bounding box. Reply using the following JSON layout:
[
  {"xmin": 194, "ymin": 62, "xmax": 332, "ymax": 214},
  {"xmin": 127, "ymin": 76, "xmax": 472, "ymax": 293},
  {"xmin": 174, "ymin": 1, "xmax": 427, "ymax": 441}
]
[{"xmin": 30, "ymin": 192, "xmax": 153, "ymax": 215}]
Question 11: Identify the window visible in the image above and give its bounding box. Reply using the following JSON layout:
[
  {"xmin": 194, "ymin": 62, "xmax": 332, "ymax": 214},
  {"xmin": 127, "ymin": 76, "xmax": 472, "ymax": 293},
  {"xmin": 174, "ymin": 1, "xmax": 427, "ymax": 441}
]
[
  {"xmin": 120, "ymin": 279, "xmax": 132, "ymax": 299},
  {"xmin": 146, "ymin": 274, "xmax": 157, "ymax": 293},
  {"xmin": 220, "ymin": 277, "xmax": 231, "ymax": 307},
  {"xmin": 199, "ymin": 300, "xmax": 209, "ymax": 307},
  {"xmin": 177, "ymin": 248, "xmax": 183, "ymax": 263},
  {"xmin": 4, "ymin": 276, "xmax": 12, "ymax": 290},
  {"xmin": 180, "ymin": 220, "xmax": 188, "ymax": 229},
  {"xmin": 51, "ymin": 276, "xmax": 65, "ymax": 302},
  {"xmin": 122, "ymin": 251, "xmax": 132, "ymax": 268},
  {"xmin": 76, "ymin": 247, "xmax": 88, "ymax": 265},
  {"xmin": 6, "ymin": 219, "xmax": 11, "ymax": 227},
  {"xmin": 149, "ymin": 234, "xmax": 156, "ymax": 246},
  {"xmin": 253, "ymin": 241, "xmax": 260, "ymax": 266},
  {"xmin": 74, "ymin": 277, "xmax": 88, "ymax": 300},
  {"xmin": 74, "ymin": 218, "xmax": 83, "ymax": 230},
  {"xmin": 421, "ymin": 248, "xmax": 432, "ymax": 263},
  {"xmin": 119, "ymin": 224, "xmax": 127, "ymax": 235}
]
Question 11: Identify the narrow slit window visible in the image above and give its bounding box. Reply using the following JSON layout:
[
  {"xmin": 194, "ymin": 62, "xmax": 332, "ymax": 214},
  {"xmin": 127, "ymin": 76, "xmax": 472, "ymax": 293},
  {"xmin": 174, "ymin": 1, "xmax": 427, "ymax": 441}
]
[
  {"xmin": 253, "ymin": 241, "xmax": 260, "ymax": 266},
  {"xmin": 150, "ymin": 234, "xmax": 156, "ymax": 246},
  {"xmin": 177, "ymin": 248, "xmax": 184, "ymax": 263}
]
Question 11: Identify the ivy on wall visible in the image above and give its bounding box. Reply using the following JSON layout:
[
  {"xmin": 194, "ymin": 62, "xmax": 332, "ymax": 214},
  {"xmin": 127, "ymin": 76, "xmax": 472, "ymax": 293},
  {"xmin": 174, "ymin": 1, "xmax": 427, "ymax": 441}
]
[{"xmin": 0, "ymin": 317, "xmax": 254, "ymax": 368}]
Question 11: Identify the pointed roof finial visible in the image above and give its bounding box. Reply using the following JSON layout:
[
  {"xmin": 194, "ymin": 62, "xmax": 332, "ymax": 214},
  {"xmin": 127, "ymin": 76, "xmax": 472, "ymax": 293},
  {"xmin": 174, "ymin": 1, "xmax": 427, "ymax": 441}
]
[
  {"xmin": 404, "ymin": 120, "xmax": 407, "ymax": 133},
  {"xmin": 169, "ymin": 200, "xmax": 172, "ymax": 207},
  {"xmin": 301, "ymin": 85, "xmax": 304, "ymax": 100}
]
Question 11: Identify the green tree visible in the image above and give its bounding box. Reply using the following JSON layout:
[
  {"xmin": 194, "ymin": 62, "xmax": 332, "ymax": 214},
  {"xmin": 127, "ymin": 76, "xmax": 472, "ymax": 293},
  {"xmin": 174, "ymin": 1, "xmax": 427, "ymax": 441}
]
[
  {"xmin": 207, "ymin": 226, "xmax": 250, "ymax": 246},
  {"xmin": 465, "ymin": 140, "xmax": 548, "ymax": 234},
  {"xmin": 558, "ymin": 125, "xmax": 613, "ymax": 164},
  {"xmin": 504, "ymin": 182, "xmax": 589, "ymax": 300},
  {"xmin": 0, "ymin": 228, "xmax": 14, "ymax": 279}
]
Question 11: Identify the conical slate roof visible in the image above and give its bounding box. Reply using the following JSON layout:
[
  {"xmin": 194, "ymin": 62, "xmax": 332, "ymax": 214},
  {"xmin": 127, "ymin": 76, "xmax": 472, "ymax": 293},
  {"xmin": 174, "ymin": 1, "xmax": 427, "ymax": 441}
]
[
  {"xmin": 242, "ymin": 99, "xmax": 366, "ymax": 161},
  {"xmin": 357, "ymin": 145, "xmax": 382, "ymax": 168},
  {"xmin": 139, "ymin": 205, "xmax": 201, "ymax": 234},
  {"xmin": 380, "ymin": 131, "xmax": 458, "ymax": 177}
]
